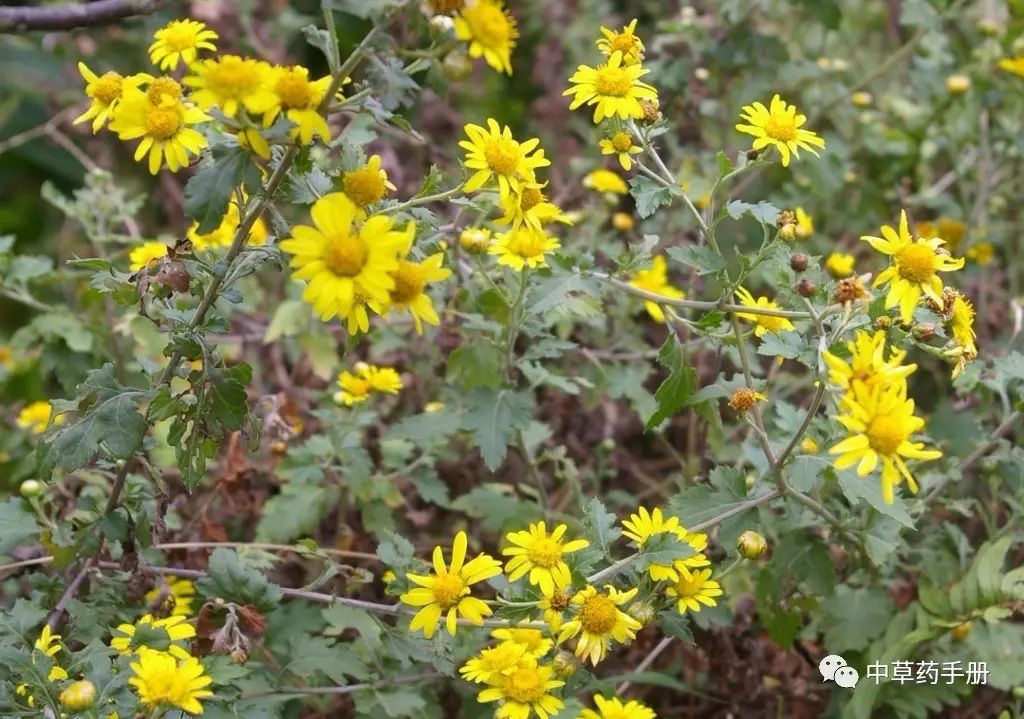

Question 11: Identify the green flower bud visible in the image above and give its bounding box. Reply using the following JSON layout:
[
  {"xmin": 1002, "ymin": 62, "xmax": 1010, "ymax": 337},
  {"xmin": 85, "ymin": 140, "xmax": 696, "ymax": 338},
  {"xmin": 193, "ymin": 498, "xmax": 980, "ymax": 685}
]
[{"xmin": 737, "ymin": 530, "xmax": 768, "ymax": 560}]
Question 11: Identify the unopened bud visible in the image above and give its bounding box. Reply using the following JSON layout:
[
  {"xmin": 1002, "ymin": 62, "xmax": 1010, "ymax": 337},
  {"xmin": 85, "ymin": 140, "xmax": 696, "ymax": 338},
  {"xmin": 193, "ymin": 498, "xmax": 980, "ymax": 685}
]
[
  {"xmin": 851, "ymin": 91, "xmax": 873, "ymax": 107},
  {"xmin": 441, "ymin": 50, "xmax": 473, "ymax": 80},
  {"xmin": 459, "ymin": 227, "xmax": 491, "ymax": 254},
  {"xmin": 796, "ymin": 278, "xmax": 816, "ymax": 298},
  {"xmin": 913, "ymin": 323, "xmax": 936, "ymax": 341},
  {"xmin": 611, "ymin": 212, "xmax": 635, "ymax": 231},
  {"xmin": 745, "ymin": 148, "xmax": 760, "ymax": 160},
  {"xmin": 60, "ymin": 681, "xmax": 96, "ymax": 712},
  {"xmin": 269, "ymin": 440, "xmax": 288, "ymax": 456},
  {"xmin": 976, "ymin": 19, "xmax": 1001, "ymax": 36},
  {"xmin": 552, "ymin": 650, "xmax": 578, "ymax": 679},
  {"xmin": 946, "ymin": 74, "xmax": 970, "ymax": 95},
  {"xmin": 790, "ymin": 253, "xmax": 808, "ymax": 272},
  {"xmin": 599, "ymin": 437, "xmax": 616, "ymax": 451},
  {"xmin": 874, "ymin": 316, "xmax": 892, "ymax": 330},
  {"xmin": 778, "ymin": 223, "xmax": 797, "ymax": 241},
  {"xmin": 20, "ymin": 479, "xmax": 42, "ymax": 498},
  {"xmin": 951, "ymin": 621, "xmax": 972, "ymax": 642},
  {"xmin": 628, "ymin": 601, "xmax": 656, "ymax": 626},
  {"xmin": 737, "ymin": 530, "xmax": 768, "ymax": 560}
]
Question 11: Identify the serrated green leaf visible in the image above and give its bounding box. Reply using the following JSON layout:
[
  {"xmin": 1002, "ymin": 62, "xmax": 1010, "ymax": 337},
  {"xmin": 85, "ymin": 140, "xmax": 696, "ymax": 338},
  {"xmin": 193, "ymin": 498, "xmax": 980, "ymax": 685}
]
[
  {"xmin": 461, "ymin": 389, "xmax": 532, "ymax": 470},
  {"xmin": 646, "ymin": 336, "xmax": 696, "ymax": 429},
  {"xmin": 185, "ymin": 145, "xmax": 258, "ymax": 234},
  {"xmin": 666, "ymin": 245, "xmax": 725, "ymax": 275},
  {"xmin": 196, "ymin": 548, "xmax": 283, "ymax": 612},
  {"xmin": 629, "ymin": 176, "xmax": 674, "ymax": 218}
]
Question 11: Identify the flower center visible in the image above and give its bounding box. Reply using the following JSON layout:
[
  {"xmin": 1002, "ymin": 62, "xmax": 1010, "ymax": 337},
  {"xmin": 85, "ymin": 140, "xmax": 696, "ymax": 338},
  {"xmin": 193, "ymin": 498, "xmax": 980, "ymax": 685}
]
[
  {"xmin": 526, "ymin": 537, "xmax": 563, "ymax": 568},
  {"xmin": 147, "ymin": 77, "xmax": 183, "ymax": 105},
  {"xmin": 467, "ymin": 3, "xmax": 511, "ymax": 47},
  {"xmin": 507, "ymin": 231, "xmax": 545, "ymax": 259},
  {"xmin": 276, "ymin": 69, "xmax": 313, "ymax": 109},
  {"xmin": 343, "ymin": 168, "xmax": 387, "ymax": 207},
  {"xmin": 431, "ymin": 572, "xmax": 465, "ymax": 609},
  {"xmin": 611, "ymin": 131, "xmax": 634, "ymax": 152},
  {"xmin": 162, "ymin": 26, "xmax": 198, "ymax": 51},
  {"xmin": 866, "ymin": 416, "xmax": 907, "ymax": 455},
  {"xmin": 764, "ymin": 115, "xmax": 797, "ymax": 142},
  {"xmin": 207, "ymin": 57, "xmax": 262, "ymax": 98},
  {"xmin": 579, "ymin": 594, "xmax": 618, "ymax": 634},
  {"xmin": 519, "ymin": 186, "xmax": 543, "ymax": 212},
  {"xmin": 146, "ymin": 107, "xmax": 181, "ymax": 140},
  {"xmin": 92, "ymin": 73, "xmax": 123, "ymax": 104},
  {"xmin": 674, "ymin": 573, "xmax": 701, "ymax": 598},
  {"xmin": 594, "ymin": 66, "xmax": 633, "ymax": 97},
  {"xmin": 390, "ymin": 262, "xmax": 425, "ymax": 303},
  {"xmin": 548, "ymin": 592, "xmax": 570, "ymax": 611},
  {"xmin": 324, "ymin": 233, "xmax": 367, "ymax": 277},
  {"xmin": 896, "ymin": 243, "xmax": 938, "ymax": 283},
  {"xmin": 611, "ymin": 34, "xmax": 639, "ymax": 56},
  {"xmin": 484, "ymin": 139, "xmax": 519, "ymax": 176},
  {"xmin": 503, "ymin": 666, "xmax": 546, "ymax": 704}
]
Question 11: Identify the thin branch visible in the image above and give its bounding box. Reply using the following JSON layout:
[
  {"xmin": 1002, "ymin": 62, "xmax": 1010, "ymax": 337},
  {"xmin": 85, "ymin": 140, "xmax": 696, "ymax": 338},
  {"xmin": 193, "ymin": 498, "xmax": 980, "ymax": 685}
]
[
  {"xmin": 242, "ymin": 672, "xmax": 443, "ymax": 699},
  {"xmin": 616, "ymin": 636, "xmax": 674, "ymax": 694},
  {"xmin": 0, "ymin": 0, "xmax": 177, "ymax": 33}
]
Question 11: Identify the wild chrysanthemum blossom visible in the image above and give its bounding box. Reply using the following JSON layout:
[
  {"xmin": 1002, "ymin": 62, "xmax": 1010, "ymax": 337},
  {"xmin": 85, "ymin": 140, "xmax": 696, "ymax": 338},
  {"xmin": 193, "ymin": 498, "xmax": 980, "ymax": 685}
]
[
  {"xmin": 489, "ymin": 227, "xmax": 560, "ymax": 271},
  {"xmin": 128, "ymin": 241, "xmax": 170, "ymax": 271},
  {"xmin": 599, "ymin": 130, "xmax": 642, "ymax": 170},
  {"xmin": 823, "ymin": 330, "xmax": 916, "ymax": 393},
  {"xmin": 110, "ymin": 614, "xmax": 195, "ymax": 660},
  {"xmin": 17, "ymin": 400, "xmax": 61, "ymax": 434},
  {"xmin": 459, "ymin": 641, "xmax": 530, "ymax": 684},
  {"xmin": 144, "ymin": 576, "xmax": 196, "ymax": 617},
  {"xmin": 949, "ymin": 294, "xmax": 977, "ymax": 356},
  {"xmin": 342, "ymin": 155, "xmax": 397, "ymax": 211},
  {"xmin": 334, "ymin": 363, "xmax": 402, "ymax": 406},
  {"xmin": 826, "ymin": 252, "xmax": 855, "ymax": 277},
  {"xmin": 558, "ymin": 585, "xmax": 642, "ymax": 665},
  {"xmin": 580, "ymin": 695, "xmax": 656, "ymax": 719},
  {"xmin": 502, "ymin": 521, "xmax": 589, "ymax": 596},
  {"xmin": 279, "ymin": 193, "xmax": 412, "ymax": 323},
  {"xmin": 564, "ymin": 51, "xmax": 658, "ymax": 123},
  {"xmin": 496, "ymin": 182, "xmax": 571, "ymax": 233},
  {"xmin": 33, "ymin": 625, "xmax": 68, "ymax": 681},
  {"xmin": 183, "ymin": 55, "xmax": 275, "ymax": 118},
  {"xmin": 998, "ymin": 57, "xmax": 1024, "ymax": 78},
  {"xmin": 453, "ymin": 0, "xmax": 518, "ymax": 75},
  {"xmin": 620, "ymin": 507, "xmax": 709, "ymax": 582},
  {"xmin": 628, "ymin": 255, "xmax": 685, "ymax": 323},
  {"xmin": 734, "ymin": 287, "xmax": 796, "ymax": 336},
  {"xmin": 400, "ymin": 530, "xmax": 502, "ymax": 638},
  {"xmin": 829, "ymin": 382, "xmax": 942, "ymax": 503},
  {"xmin": 915, "ymin": 217, "xmax": 967, "ymax": 254},
  {"xmin": 736, "ymin": 95, "xmax": 825, "ymax": 166},
  {"xmin": 375, "ymin": 252, "xmax": 452, "ymax": 334},
  {"xmin": 476, "ymin": 657, "xmax": 565, "ymax": 719},
  {"xmin": 666, "ymin": 568, "xmax": 723, "ymax": 614},
  {"xmin": 460, "ymin": 119, "xmax": 550, "ymax": 201},
  {"xmin": 74, "ymin": 63, "xmax": 140, "ymax": 132},
  {"xmin": 596, "ymin": 19, "xmax": 645, "ymax": 65},
  {"xmin": 129, "ymin": 649, "xmax": 213, "ymax": 716},
  {"xmin": 108, "ymin": 83, "xmax": 210, "ymax": 174},
  {"xmin": 583, "ymin": 168, "xmax": 628, "ymax": 194},
  {"xmin": 490, "ymin": 627, "xmax": 552, "ymax": 658},
  {"xmin": 862, "ymin": 210, "xmax": 965, "ymax": 323},
  {"xmin": 263, "ymin": 65, "xmax": 333, "ymax": 145},
  {"xmin": 149, "ymin": 19, "xmax": 218, "ymax": 71},
  {"xmin": 795, "ymin": 207, "xmax": 814, "ymax": 239},
  {"xmin": 187, "ymin": 194, "xmax": 268, "ymax": 251},
  {"xmin": 537, "ymin": 589, "xmax": 571, "ymax": 633}
]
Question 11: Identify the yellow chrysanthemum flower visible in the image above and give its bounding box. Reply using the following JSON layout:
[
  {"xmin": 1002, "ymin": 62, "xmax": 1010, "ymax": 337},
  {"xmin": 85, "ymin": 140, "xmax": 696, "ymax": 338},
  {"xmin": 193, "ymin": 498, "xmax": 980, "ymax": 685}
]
[
  {"xmin": 460, "ymin": 119, "xmax": 550, "ymax": 201},
  {"xmin": 825, "ymin": 252, "xmax": 855, "ymax": 278},
  {"xmin": 949, "ymin": 294, "xmax": 977, "ymax": 357},
  {"xmin": 107, "ymin": 82, "xmax": 210, "ymax": 174},
  {"xmin": 822, "ymin": 330, "xmax": 916, "ymax": 393},
  {"xmin": 183, "ymin": 55, "xmax": 275, "ymax": 118},
  {"xmin": 564, "ymin": 51, "xmax": 658, "ymax": 123},
  {"xmin": 187, "ymin": 195, "xmax": 268, "ymax": 251},
  {"xmin": 110, "ymin": 614, "xmax": 195, "ymax": 660},
  {"xmin": 342, "ymin": 155, "xmax": 397, "ymax": 211},
  {"xmin": 580, "ymin": 695, "xmax": 656, "ymax": 719},
  {"xmin": 557, "ymin": 585, "xmax": 642, "ymax": 666},
  {"xmin": 489, "ymin": 227, "xmax": 560, "ymax": 271},
  {"xmin": 915, "ymin": 217, "xmax": 966, "ymax": 253},
  {"xmin": 829, "ymin": 382, "xmax": 942, "ymax": 503},
  {"xmin": 490, "ymin": 627, "xmax": 552, "ymax": 658},
  {"xmin": 129, "ymin": 649, "xmax": 213, "ymax": 716},
  {"xmin": 599, "ymin": 131, "xmax": 643, "ymax": 170},
  {"xmin": 502, "ymin": 521, "xmax": 589, "ymax": 596},
  {"xmin": 17, "ymin": 400, "xmax": 62, "ymax": 434},
  {"xmin": 795, "ymin": 207, "xmax": 814, "ymax": 239},
  {"xmin": 460, "ymin": 641, "xmax": 530, "ymax": 684},
  {"xmin": 596, "ymin": 19, "xmax": 645, "ymax": 65},
  {"xmin": 74, "ymin": 63, "xmax": 141, "ymax": 133},
  {"xmin": 334, "ymin": 363, "xmax": 402, "ymax": 406},
  {"xmin": 262, "ymin": 65, "xmax": 333, "ymax": 145},
  {"xmin": 375, "ymin": 252, "xmax": 452, "ymax": 335},
  {"xmin": 279, "ymin": 193, "xmax": 413, "ymax": 323},
  {"xmin": 476, "ymin": 657, "xmax": 565, "ymax": 719},
  {"xmin": 536, "ymin": 590, "xmax": 571, "ymax": 633},
  {"xmin": 966, "ymin": 241, "xmax": 994, "ymax": 265},
  {"xmin": 583, "ymin": 168, "xmax": 628, "ymax": 195},
  {"xmin": 400, "ymin": 530, "xmax": 502, "ymax": 638},
  {"xmin": 666, "ymin": 567, "xmax": 723, "ymax": 614},
  {"xmin": 998, "ymin": 57, "xmax": 1024, "ymax": 78},
  {"xmin": 144, "ymin": 576, "xmax": 196, "ymax": 617},
  {"xmin": 736, "ymin": 94, "xmax": 825, "ymax": 167},
  {"xmin": 862, "ymin": 210, "xmax": 965, "ymax": 323},
  {"xmin": 453, "ymin": 0, "xmax": 518, "ymax": 75},
  {"xmin": 33, "ymin": 625, "xmax": 68, "ymax": 681},
  {"xmin": 628, "ymin": 255, "xmax": 685, "ymax": 323},
  {"xmin": 129, "ymin": 241, "xmax": 170, "ymax": 271},
  {"xmin": 621, "ymin": 507, "xmax": 709, "ymax": 582},
  {"xmin": 149, "ymin": 19, "xmax": 218, "ymax": 71},
  {"xmin": 496, "ymin": 182, "xmax": 572, "ymax": 233},
  {"xmin": 734, "ymin": 287, "xmax": 796, "ymax": 336}
]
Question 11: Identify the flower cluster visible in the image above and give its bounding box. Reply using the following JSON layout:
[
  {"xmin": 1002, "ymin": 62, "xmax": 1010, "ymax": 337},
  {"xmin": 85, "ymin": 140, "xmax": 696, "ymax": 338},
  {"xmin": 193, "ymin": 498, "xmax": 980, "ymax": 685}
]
[{"xmin": 334, "ymin": 362, "xmax": 404, "ymax": 406}]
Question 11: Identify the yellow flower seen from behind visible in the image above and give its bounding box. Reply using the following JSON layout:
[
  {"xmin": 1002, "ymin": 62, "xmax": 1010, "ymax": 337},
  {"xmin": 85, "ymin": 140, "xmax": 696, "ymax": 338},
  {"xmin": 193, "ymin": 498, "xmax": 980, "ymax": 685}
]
[
  {"xmin": 736, "ymin": 94, "xmax": 825, "ymax": 166},
  {"xmin": 453, "ymin": 0, "xmax": 518, "ymax": 75},
  {"xmin": 129, "ymin": 649, "xmax": 212, "ymax": 716},
  {"xmin": 564, "ymin": 51, "xmax": 658, "ymax": 123},
  {"xmin": 825, "ymin": 252, "xmax": 855, "ymax": 277},
  {"xmin": 502, "ymin": 521, "xmax": 589, "ymax": 596},
  {"xmin": 822, "ymin": 329, "xmax": 916, "ymax": 393},
  {"xmin": 620, "ymin": 506, "xmax": 709, "ymax": 582},
  {"xmin": 149, "ymin": 19, "xmax": 218, "ymax": 71},
  {"xmin": 583, "ymin": 168, "xmax": 628, "ymax": 194},
  {"xmin": 144, "ymin": 576, "xmax": 196, "ymax": 617},
  {"xmin": 17, "ymin": 401, "xmax": 62, "ymax": 434},
  {"xmin": 490, "ymin": 227, "xmax": 560, "ymax": 271},
  {"xmin": 490, "ymin": 627, "xmax": 552, "ymax": 658},
  {"xmin": 734, "ymin": 287, "xmax": 796, "ymax": 336},
  {"xmin": 460, "ymin": 641, "xmax": 530, "ymax": 684},
  {"xmin": 335, "ymin": 363, "xmax": 402, "ymax": 406},
  {"xmin": 110, "ymin": 614, "xmax": 195, "ymax": 660}
]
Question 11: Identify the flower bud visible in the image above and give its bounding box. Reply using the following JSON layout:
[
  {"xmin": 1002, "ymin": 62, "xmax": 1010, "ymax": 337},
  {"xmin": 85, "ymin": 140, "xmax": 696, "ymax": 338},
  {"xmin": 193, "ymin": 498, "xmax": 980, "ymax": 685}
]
[
  {"xmin": 20, "ymin": 479, "xmax": 42, "ymax": 498},
  {"xmin": 796, "ymin": 278, "xmax": 816, "ymax": 298},
  {"xmin": 60, "ymin": 681, "xmax": 96, "ymax": 712},
  {"xmin": 778, "ymin": 223, "xmax": 797, "ymax": 241},
  {"xmin": 552, "ymin": 651, "xmax": 578, "ymax": 679},
  {"xmin": 611, "ymin": 212, "xmax": 635, "ymax": 231},
  {"xmin": 639, "ymin": 98, "xmax": 661, "ymax": 123},
  {"xmin": 976, "ymin": 19, "xmax": 1000, "ymax": 36},
  {"xmin": 628, "ymin": 601, "xmax": 656, "ymax": 626},
  {"xmin": 459, "ymin": 227, "xmax": 491, "ymax": 254},
  {"xmin": 737, "ymin": 530, "xmax": 768, "ymax": 560},
  {"xmin": 442, "ymin": 50, "xmax": 473, "ymax": 80},
  {"xmin": 874, "ymin": 315, "xmax": 892, "ymax": 330},
  {"xmin": 851, "ymin": 91, "xmax": 873, "ymax": 107},
  {"xmin": 946, "ymin": 74, "xmax": 970, "ymax": 95},
  {"xmin": 694, "ymin": 67, "xmax": 710, "ymax": 81},
  {"xmin": 790, "ymin": 253, "xmax": 808, "ymax": 272},
  {"xmin": 951, "ymin": 621, "xmax": 972, "ymax": 642},
  {"xmin": 599, "ymin": 437, "xmax": 616, "ymax": 451},
  {"xmin": 913, "ymin": 323, "xmax": 936, "ymax": 342}
]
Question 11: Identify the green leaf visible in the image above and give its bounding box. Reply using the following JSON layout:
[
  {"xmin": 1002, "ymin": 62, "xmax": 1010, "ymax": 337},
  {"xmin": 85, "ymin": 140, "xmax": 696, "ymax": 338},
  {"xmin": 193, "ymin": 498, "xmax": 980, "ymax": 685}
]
[
  {"xmin": 582, "ymin": 498, "xmax": 620, "ymax": 557},
  {"xmin": 771, "ymin": 534, "xmax": 836, "ymax": 596},
  {"xmin": 286, "ymin": 634, "xmax": 369, "ymax": 682},
  {"xmin": 323, "ymin": 604, "xmax": 382, "ymax": 650},
  {"xmin": 725, "ymin": 199, "xmax": 780, "ymax": 225},
  {"xmin": 835, "ymin": 469, "xmax": 915, "ymax": 528},
  {"xmin": 756, "ymin": 330, "xmax": 805, "ymax": 359},
  {"xmin": 264, "ymin": 300, "xmax": 310, "ymax": 342},
  {"xmin": 255, "ymin": 484, "xmax": 331, "ymax": 543},
  {"xmin": 196, "ymin": 548, "xmax": 283, "ymax": 612},
  {"xmin": 629, "ymin": 176, "xmax": 674, "ymax": 219},
  {"xmin": 529, "ymin": 272, "xmax": 600, "ymax": 315},
  {"xmin": 461, "ymin": 389, "xmax": 533, "ymax": 470},
  {"xmin": 823, "ymin": 585, "xmax": 893, "ymax": 652},
  {"xmin": 786, "ymin": 455, "xmax": 832, "ymax": 492},
  {"xmin": 447, "ymin": 343, "xmax": 504, "ymax": 391},
  {"xmin": 377, "ymin": 531, "xmax": 415, "ymax": 572},
  {"xmin": 185, "ymin": 145, "xmax": 258, "ymax": 234},
  {"xmin": 646, "ymin": 336, "xmax": 696, "ymax": 429},
  {"xmin": 638, "ymin": 532, "xmax": 697, "ymax": 569},
  {"xmin": 666, "ymin": 245, "xmax": 725, "ymax": 275},
  {"xmin": 208, "ymin": 363, "xmax": 252, "ymax": 431},
  {"xmin": 0, "ymin": 499, "xmax": 39, "ymax": 554},
  {"xmin": 658, "ymin": 610, "xmax": 695, "ymax": 643}
]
